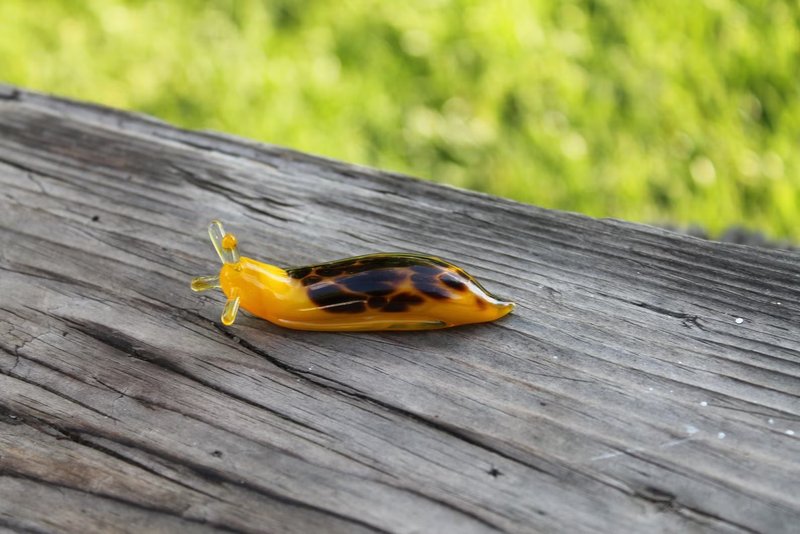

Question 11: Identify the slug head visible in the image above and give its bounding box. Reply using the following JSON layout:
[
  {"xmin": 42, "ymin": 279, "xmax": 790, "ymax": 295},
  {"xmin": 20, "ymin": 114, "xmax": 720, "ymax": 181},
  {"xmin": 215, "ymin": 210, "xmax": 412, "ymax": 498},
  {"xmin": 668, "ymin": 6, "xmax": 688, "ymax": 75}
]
[{"xmin": 191, "ymin": 220, "xmax": 243, "ymax": 325}]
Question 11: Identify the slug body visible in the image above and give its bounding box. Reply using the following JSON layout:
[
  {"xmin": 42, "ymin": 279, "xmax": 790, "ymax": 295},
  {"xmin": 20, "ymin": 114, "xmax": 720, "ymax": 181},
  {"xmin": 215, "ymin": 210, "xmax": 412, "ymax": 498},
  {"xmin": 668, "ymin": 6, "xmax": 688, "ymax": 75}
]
[{"xmin": 192, "ymin": 221, "xmax": 514, "ymax": 331}]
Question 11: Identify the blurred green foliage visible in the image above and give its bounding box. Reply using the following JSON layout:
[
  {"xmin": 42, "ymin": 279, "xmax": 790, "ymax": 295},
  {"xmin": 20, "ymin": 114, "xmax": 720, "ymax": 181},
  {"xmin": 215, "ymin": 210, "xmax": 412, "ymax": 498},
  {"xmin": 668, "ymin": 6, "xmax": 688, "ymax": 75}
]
[{"xmin": 2, "ymin": 0, "xmax": 798, "ymax": 239}]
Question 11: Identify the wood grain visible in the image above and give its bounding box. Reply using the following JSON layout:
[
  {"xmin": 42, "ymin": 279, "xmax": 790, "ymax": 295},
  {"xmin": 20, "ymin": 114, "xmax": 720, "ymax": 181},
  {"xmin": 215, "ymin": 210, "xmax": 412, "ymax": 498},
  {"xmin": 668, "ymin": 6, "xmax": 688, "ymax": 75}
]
[{"xmin": 0, "ymin": 84, "xmax": 798, "ymax": 533}]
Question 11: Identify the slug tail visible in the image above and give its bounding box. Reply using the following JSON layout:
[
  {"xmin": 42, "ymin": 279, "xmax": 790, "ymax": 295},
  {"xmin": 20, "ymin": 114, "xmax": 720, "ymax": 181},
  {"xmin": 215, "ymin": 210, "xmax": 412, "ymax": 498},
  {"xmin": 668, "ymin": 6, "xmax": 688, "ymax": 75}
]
[{"xmin": 490, "ymin": 299, "xmax": 515, "ymax": 321}]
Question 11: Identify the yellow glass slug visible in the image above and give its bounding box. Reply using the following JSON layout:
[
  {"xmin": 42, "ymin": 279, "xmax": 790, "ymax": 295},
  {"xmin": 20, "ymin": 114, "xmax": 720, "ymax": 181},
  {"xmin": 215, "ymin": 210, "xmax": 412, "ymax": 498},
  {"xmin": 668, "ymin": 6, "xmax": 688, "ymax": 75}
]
[{"xmin": 191, "ymin": 221, "xmax": 514, "ymax": 331}]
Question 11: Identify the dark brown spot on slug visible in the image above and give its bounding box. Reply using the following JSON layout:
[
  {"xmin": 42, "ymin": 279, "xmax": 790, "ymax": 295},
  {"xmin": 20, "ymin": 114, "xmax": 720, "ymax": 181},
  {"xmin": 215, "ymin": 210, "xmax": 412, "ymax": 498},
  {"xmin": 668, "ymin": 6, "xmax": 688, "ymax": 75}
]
[
  {"xmin": 288, "ymin": 266, "xmax": 311, "ymax": 279},
  {"xmin": 339, "ymin": 269, "xmax": 404, "ymax": 295},
  {"xmin": 383, "ymin": 301, "xmax": 408, "ymax": 312},
  {"xmin": 410, "ymin": 264, "xmax": 442, "ymax": 276},
  {"xmin": 411, "ymin": 274, "xmax": 451, "ymax": 300},
  {"xmin": 308, "ymin": 283, "xmax": 365, "ymax": 313},
  {"xmin": 315, "ymin": 266, "xmax": 345, "ymax": 277},
  {"xmin": 329, "ymin": 301, "xmax": 367, "ymax": 313},
  {"xmin": 302, "ymin": 275, "xmax": 323, "ymax": 286},
  {"xmin": 440, "ymin": 272, "xmax": 468, "ymax": 291},
  {"xmin": 383, "ymin": 292, "xmax": 425, "ymax": 312},
  {"xmin": 368, "ymin": 296, "xmax": 387, "ymax": 308}
]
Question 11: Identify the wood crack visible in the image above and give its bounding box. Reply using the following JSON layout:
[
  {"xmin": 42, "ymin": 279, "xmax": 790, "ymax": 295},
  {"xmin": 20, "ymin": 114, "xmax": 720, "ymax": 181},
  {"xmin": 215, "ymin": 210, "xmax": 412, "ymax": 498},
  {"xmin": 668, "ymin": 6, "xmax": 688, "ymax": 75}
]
[
  {"xmin": 0, "ymin": 472, "xmax": 243, "ymax": 533},
  {"xmin": 219, "ymin": 327, "xmax": 560, "ymax": 479},
  {"xmin": 0, "ymin": 366, "xmax": 118, "ymax": 423},
  {"xmin": 390, "ymin": 484, "xmax": 506, "ymax": 532},
  {"xmin": 170, "ymin": 163, "xmax": 297, "ymax": 223},
  {"xmin": 63, "ymin": 318, "xmax": 326, "ymax": 438},
  {"xmin": 1, "ymin": 407, "xmax": 390, "ymax": 534}
]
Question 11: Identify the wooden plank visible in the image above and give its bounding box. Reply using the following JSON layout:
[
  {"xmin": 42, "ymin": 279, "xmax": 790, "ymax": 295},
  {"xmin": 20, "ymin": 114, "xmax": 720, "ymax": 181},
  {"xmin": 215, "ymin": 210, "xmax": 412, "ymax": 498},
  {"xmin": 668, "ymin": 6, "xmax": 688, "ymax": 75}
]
[{"xmin": 0, "ymin": 84, "xmax": 798, "ymax": 533}]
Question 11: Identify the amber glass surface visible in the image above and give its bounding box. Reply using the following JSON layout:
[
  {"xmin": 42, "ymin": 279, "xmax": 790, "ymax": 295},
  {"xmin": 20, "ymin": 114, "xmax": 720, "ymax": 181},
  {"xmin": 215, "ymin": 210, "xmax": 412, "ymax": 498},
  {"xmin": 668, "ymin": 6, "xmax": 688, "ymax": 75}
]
[{"xmin": 193, "ymin": 222, "xmax": 514, "ymax": 331}]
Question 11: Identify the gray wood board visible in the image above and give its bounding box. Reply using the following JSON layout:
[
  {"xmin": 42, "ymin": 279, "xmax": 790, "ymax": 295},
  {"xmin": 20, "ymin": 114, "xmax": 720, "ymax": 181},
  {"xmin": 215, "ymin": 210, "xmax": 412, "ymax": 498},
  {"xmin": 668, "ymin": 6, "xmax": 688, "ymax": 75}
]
[{"xmin": 0, "ymin": 85, "xmax": 798, "ymax": 533}]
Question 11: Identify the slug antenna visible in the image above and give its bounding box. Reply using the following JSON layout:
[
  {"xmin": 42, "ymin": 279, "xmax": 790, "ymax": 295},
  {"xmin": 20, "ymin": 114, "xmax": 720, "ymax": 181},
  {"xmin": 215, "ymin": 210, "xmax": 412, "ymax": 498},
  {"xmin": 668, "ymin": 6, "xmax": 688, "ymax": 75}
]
[
  {"xmin": 208, "ymin": 220, "xmax": 240, "ymax": 264},
  {"xmin": 191, "ymin": 275, "xmax": 220, "ymax": 292},
  {"xmin": 222, "ymin": 288, "xmax": 241, "ymax": 326}
]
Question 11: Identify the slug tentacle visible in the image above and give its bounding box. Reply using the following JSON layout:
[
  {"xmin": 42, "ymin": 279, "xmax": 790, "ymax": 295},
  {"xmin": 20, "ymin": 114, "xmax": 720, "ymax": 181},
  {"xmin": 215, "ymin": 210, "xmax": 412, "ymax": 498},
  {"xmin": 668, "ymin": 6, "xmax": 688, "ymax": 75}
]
[
  {"xmin": 191, "ymin": 275, "xmax": 221, "ymax": 292},
  {"xmin": 208, "ymin": 220, "xmax": 240, "ymax": 264},
  {"xmin": 221, "ymin": 288, "xmax": 241, "ymax": 326}
]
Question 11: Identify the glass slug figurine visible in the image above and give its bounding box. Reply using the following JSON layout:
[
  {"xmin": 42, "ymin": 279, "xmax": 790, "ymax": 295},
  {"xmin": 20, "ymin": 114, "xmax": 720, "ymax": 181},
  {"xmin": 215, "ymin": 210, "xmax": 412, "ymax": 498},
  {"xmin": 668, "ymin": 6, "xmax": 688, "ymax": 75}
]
[{"xmin": 191, "ymin": 221, "xmax": 514, "ymax": 331}]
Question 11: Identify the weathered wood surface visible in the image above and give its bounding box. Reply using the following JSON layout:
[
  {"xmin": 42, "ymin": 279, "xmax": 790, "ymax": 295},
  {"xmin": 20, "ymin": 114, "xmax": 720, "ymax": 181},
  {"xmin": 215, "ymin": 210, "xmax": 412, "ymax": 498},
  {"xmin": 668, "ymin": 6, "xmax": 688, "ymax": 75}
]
[{"xmin": 0, "ymin": 84, "xmax": 798, "ymax": 534}]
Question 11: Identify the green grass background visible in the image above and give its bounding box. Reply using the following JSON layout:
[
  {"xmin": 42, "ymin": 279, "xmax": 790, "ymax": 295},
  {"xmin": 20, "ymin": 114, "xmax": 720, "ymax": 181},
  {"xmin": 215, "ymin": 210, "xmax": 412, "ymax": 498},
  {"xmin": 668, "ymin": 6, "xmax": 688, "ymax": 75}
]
[{"xmin": 2, "ymin": 0, "xmax": 798, "ymax": 240}]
